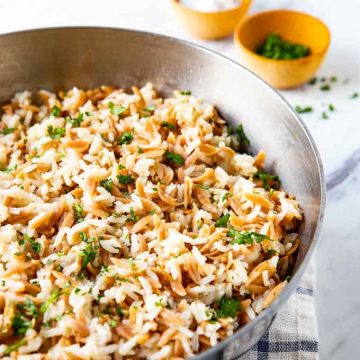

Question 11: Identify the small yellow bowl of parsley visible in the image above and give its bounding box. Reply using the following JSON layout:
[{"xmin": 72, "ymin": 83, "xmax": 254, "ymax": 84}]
[{"xmin": 234, "ymin": 10, "xmax": 330, "ymax": 89}]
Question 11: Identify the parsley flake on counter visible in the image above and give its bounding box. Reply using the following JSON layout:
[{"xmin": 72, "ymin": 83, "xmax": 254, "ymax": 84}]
[
  {"xmin": 350, "ymin": 92, "xmax": 359, "ymax": 99},
  {"xmin": 295, "ymin": 105, "xmax": 313, "ymax": 114},
  {"xmin": 320, "ymin": 84, "xmax": 331, "ymax": 91}
]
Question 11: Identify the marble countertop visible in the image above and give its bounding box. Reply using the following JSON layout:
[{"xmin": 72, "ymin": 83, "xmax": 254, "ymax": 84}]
[{"xmin": 0, "ymin": 0, "xmax": 358, "ymax": 358}]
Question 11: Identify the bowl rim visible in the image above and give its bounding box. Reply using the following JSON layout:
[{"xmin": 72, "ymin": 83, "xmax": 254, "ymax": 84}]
[
  {"xmin": 234, "ymin": 9, "xmax": 331, "ymax": 64},
  {"xmin": 171, "ymin": 0, "xmax": 251, "ymax": 16},
  {"xmin": 0, "ymin": 26, "xmax": 326, "ymax": 359}
]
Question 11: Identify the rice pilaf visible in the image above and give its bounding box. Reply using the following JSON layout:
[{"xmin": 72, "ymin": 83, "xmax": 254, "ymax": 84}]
[{"xmin": 0, "ymin": 83, "xmax": 302, "ymax": 359}]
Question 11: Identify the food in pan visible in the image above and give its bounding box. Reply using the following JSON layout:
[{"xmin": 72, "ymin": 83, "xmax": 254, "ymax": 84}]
[{"xmin": 0, "ymin": 83, "xmax": 302, "ymax": 358}]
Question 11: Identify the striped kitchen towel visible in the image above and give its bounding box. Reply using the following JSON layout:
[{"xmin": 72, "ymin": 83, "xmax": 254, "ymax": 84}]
[{"xmin": 240, "ymin": 256, "xmax": 319, "ymax": 360}]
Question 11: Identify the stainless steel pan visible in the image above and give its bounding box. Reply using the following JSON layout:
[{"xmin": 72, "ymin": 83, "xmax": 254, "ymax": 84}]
[{"xmin": 0, "ymin": 27, "xmax": 325, "ymax": 359}]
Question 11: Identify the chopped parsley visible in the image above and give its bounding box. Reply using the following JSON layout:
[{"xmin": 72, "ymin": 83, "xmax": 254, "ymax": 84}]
[
  {"xmin": 51, "ymin": 105, "xmax": 61, "ymax": 116},
  {"xmin": 161, "ymin": 121, "xmax": 177, "ymax": 130},
  {"xmin": 350, "ymin": 92, "xmax": 359, "ymax": 99},
  {"xmin": 118, "ymin": 131, "xmax": 133, "ymax": 145},
  {"xmin": 320, "ymin": 84, "xmax": 331, "ymax": 91},
  {"xmin": 118, "ymin": 164, "xmax": 126, "ymax": 170},
  {"xmin": 235, "ymin": 124, "xmax": 250, "ymax": 150},
  {"xmin": 196, "ymin": 184, "xmax": 210, "ymax": 190},
  {"xmin": 217, "ymin": 296, "xmax": 242, "ymax": 318},
  {"xmin": 4, "ymin": 339, "xmax": 28, "ymax": 356},
  {"xmin": 108, "ymin": 102, "xmax": 126, "ymax": 116},
  {"xmin": 80, "ymin": 243, "xmax": 97, "ymax": 269},
  {"xmin": 117, "ymin": 174, "xmax": 134, "ymax": 184},
  {"xmin": 180, "ymin": 90, "xmax": 191, "ymax": 95},
  {"xmin": 253, "ymin": 170, "xmax": 280, "ymax": 191},
  {"xmin": 17, "ymin": 298, "xmax": 38, "ymax": 318},
  {"xmin": 66, "ymin": 112, "xmax": 84, "ymax": 127},
  {"xmin": 47, "ymin": 125, "xmax": 65, "ymax": 139},
  {"xmin": 165, "ymin": 151, "xmax": 185, "ymax": 166},
  {"xmin": 142, "ymin": 105, "xmax": 155, "ymax": 117},
  {"xmin": 12, "ymin": 314, "xmax": 31, "ymax": 336},
  {"xmin": 322, "ymin": 111, "xmax": 329, "ymax": 120},
  {"xmin": 308, "ymin": 77, "xmax": 317, "ymax": 85},
  {"xmin": 295, "ymin": 105, "xmax": 313, "ymax": 114},
  {"xmin": 2, "ymin": 127, "xmax": 15, "ymax": 135},
  {"xmin": 328, "ymin": 104, "xmax": 335, "ymax": 112},
  {"xmin": 73, "ymin": 203, "xmax": 84, "ymax": 223},
  {"xmin": 214, "ymin": 213, "xmax": 230, "ymax": 228},
  {"xmin": 22, "ymin": 234, "xmax": 40, "ymax": 254},
  {"xmin": 330, "ymin": 76, "xmax": 337, "ymax": 82},
  {"xmin": 256, "ymin": 33, "xmax": 310, "ymax": 60},
  {"xmin": 100, "ymin": 178, "xmax": 113, "ymax": 192},
  {"xmin": 228, "ymin": 229, "xmax": 269, "ymax": 245},
  {"xmin": 40, "ymin": 289, "xmax": 61, "ymax": 314},
  {"xmin": 127, "ymin": 208, "xmax": 140, "ymax": 223}
]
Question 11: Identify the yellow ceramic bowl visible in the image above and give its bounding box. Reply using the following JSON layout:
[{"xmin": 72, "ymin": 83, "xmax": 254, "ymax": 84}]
[
  {"xmin": 171, "ymin": 0, "xmax": 252, "ymax": 40},
  {"xmin": 234, "ymin": 10, "xmax": 330, "ymax": 89}
]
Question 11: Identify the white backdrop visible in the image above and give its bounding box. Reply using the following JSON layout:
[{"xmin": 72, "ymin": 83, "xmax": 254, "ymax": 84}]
[{"xmin": 0, "ymin": 1, "xmax": 358, "ymax": 358}]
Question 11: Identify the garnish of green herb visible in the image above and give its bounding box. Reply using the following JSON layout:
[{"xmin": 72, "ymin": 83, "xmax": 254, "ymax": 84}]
[
  {"xmin": 51, "ymin": 105, "xmax": 61, "ymax": 116},
  {"xmin": 256, "ymin": 33, "xmax": 310, "ymax": 60},
  {"xmin": 330, "ymin": 76, "xmax": 337, "ymax": 82},
  {"xmin": 235, "ymin": 124, "xmax": 250, "ymax": 151},
  {"xmin": 118, "ymin": 164, "xmax": 126, "ymax": 170},
  {"xmin": 165, "ymin": 151, "xmax": 185, "ymax": 166},
  {"xmin": 40, "ymin": 289, "xmax": 61, "ymax": 314},
  {"xmin": 117, "ymin": 174, "xmax": 134, "ymax": 184},
  {"xmin": 308, "ymin": 77, "xmax": 317, "ymax": 85},
  {"xmin": 196, "ymin": 184, "xmax": 210, "ymax": 190},
  {"xmin": 127, "ymin": 208, "xmax": 140, "ymax": 223},
  {"xmin": 100, "ymin": 178, "xmax": 113, "ymax": 192},
  {"xmin": 118, "ymin": 131, "xmax": 133, "ymax": 145},
  {"xmin": 253, "ymin": 170, "xmax": 280, "ymax": 191},
  {"xmin": 4, "ymin": 339, "xmax": 28, "ymax": 356},
  {"xmin": 80, "ymin": 243, "xmax": 97, "ymax": 269},
  {"xmin": 22, "ymin": 234, "xmax": 40, "ymax": 254},
  {"xmin": 295, "ymin": 105, "xmax": 313, "ymax": 114},
  {"xmin": 322, "ymin": 111, "xmax": 329, "ymax": 120},
  {"xmin": 350, "ymin": 92, "xmax": 359, "ymax": 99},
  {"xmin": 79, "ymin": 232, "xmax": 89, "ymax": 242},
  {"xmin": 328, "ymin": 104, "xmax": 335, "ymax": 112},
  {"xmin": 180, "ymin": 90, "xmax": 191, "ymax": 95},
  {"xmin": 142, "ymin": 105, "xmax": 155, "ymax": 117},
  {"xmin": 108, "ymin": 102, "xmax": 126, "ymax": 116},
  {"xmin": 66, "ymin": 112, "xmax": 84, "ymax": 127},
  {"xmin": 161, "ymin": 121, "xmax": 177, "ymax": 131},
  {"xmin": 17, "ymin": 298, "xmax": 38, "ymax": 318},
  {"xmin": 228, "ymin": 229, "xmax": 269, "ymax": 245},
  {"xmin": 73, "ymin": 203, "xmax": 84, "ymax": 223},
  {"xmin": 217, "ymin": 296, "xmax": 242, "ymax": 318},
  {"xmin": 214, "ymin": 213, "xmax": 230, "ymax": 228},
  {"xmin": 47, "ymin": 125, "xmax": 65, "ymax": 139},
  {"xmin": 320, "ymin": 84, "xmax": 331, "ymax": 91},
  {"xmin": 12, "ymin": 314, "xmax": 31, "ymax": 336},
  {"xmin": 2, "ymin": 127, "xmax": 15, "ymax": 135}
]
